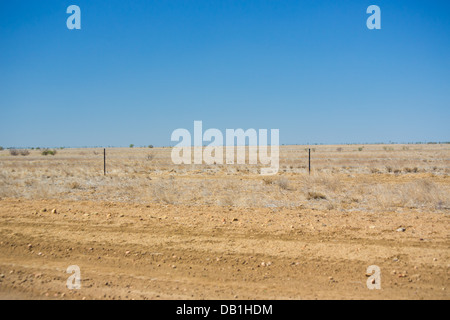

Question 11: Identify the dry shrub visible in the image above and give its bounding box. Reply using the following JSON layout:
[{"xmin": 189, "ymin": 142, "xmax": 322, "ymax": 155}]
[
  {"xmin": 307, "ymin": 191, "xmax": 327, "ymax": 200},
  {"xmin": 9, "ymin": 149, "xmax": 30, "ymax": 156},
  {"xmin": 276, "ymin": 178, "xmax": 290, "ymax": 190},
  {"xmin": 67, "ymin": 181, "xmax": 82, "ymax": 190},
  {"xmin": 262, "ymin": 177, "xmax": 275, "ymax": 185}
]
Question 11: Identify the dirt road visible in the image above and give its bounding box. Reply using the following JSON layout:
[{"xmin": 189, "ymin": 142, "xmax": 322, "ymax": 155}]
[{"xmin": 0, "ymin": 198, "xmax": 448, "ymax": 300}]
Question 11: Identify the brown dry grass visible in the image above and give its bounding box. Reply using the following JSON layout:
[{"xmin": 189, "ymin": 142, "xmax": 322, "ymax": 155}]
[
  {"xmin": 0, "ymin": 145, "xmax": 450, "ymax": 212},
  {"xmin": 0, "ymin": 144, "xmax": 448, "ymax": 213}
]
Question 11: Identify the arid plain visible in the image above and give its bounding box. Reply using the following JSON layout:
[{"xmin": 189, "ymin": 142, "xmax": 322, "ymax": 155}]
[{"xmin": 0, "ymin": 144, "xmax": 449, "ymax": 299}]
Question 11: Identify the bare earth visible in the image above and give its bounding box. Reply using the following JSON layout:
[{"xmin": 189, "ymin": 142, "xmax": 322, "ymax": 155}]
[{"xmin": 0, "ymin": 145, "xmax": 449, "ymax": 299}]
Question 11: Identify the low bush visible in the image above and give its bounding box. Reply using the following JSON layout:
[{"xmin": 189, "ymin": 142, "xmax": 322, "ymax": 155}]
[
  {"xmin": 307, "ymin": 191, "xmax": 327, "ymax": 200},
  {"xmin": 42, "ymin": 149, "xmax": 57, "ymax": 156}
]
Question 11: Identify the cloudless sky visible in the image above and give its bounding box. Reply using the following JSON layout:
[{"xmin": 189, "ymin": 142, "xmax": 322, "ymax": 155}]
[{"xmin": 0, "ymin": 0, "xmax": 449, "ymax": 147}]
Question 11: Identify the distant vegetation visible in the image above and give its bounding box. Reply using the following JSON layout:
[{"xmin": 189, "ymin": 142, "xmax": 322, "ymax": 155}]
[
  {"xmin": 41, "ymin": 149, "xmax": 57, "ymax": 156},
  {"xmin": 9, "ymin": 149, "xmax": 30, "ymax": 156},
  {"xmin": 0, "ymin": 146, "xmax": 3, "ymax": 151},
  {"xmin": 129, "ymin": 144, "xmax": 134, "ymax": 148}
]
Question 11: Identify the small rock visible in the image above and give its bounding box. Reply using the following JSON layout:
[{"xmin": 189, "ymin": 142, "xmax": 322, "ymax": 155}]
[
  {"xmin": 51, "ymin": 209, "xmax": 57, "ymax": 214},
  {"xmin": 397, "ymin": 228, "xmax": 406, "ymax": 232}
]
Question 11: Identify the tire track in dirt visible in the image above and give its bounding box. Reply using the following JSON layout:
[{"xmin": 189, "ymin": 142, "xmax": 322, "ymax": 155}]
[{"xmin": 0, "ymin": 199, "xmax": 449, "ymax": 299}]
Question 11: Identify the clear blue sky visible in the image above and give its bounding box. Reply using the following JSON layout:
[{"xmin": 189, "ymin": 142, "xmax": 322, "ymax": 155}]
[{"xmin": 1, "ymin": 0, "xmax": 449, "ymax": 148}]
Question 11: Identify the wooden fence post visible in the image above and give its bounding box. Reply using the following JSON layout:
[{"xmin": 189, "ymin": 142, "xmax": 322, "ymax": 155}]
[{"xmin": 104, "ymin": 148, "xmax": 106, "ymax": 175}]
